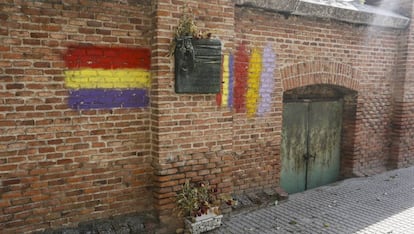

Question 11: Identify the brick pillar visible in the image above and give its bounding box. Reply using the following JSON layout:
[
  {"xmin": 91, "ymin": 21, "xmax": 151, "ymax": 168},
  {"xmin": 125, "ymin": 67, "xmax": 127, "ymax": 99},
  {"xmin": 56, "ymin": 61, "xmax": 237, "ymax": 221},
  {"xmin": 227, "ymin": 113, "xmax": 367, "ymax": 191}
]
[
  {"xmin": 149, "ymin": 0, "xmax": 177, "ymax": 231},
  {"xmin": 150, "ymin": 0, "xmax": 236, "ymax": 232},
  {"xmin": 390, "ymin": 1, "xmax": 414, "ymax": 168}
]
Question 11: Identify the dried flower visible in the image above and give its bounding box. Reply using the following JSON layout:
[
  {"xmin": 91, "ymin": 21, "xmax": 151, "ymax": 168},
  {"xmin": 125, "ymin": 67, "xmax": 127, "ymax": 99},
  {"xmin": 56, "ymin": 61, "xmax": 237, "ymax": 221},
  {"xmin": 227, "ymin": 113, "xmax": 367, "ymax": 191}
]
[{"xmin": 175, "ymin": 180, "xmax": 218, "ymax": 219}]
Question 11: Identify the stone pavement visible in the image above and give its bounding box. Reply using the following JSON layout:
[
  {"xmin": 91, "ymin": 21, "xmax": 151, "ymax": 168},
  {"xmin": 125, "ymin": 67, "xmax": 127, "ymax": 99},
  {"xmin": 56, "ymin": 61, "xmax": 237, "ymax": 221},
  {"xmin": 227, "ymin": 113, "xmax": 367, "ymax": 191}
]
[
  {"xmin": 210, "ymin": 166, "xmax": 414, "ymax": 234},
  {"xmin": 39, "ymin": 212, "xmax": 158, "ymax": 234}
]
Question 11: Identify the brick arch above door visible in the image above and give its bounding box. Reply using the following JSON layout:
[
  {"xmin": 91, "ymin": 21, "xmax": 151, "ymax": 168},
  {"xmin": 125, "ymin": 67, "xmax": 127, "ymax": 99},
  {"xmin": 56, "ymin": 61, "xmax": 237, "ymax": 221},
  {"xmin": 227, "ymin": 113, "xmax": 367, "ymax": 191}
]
[{"xmin": 279, "ymin": 61, "xmax": 362, "ymax": 92}]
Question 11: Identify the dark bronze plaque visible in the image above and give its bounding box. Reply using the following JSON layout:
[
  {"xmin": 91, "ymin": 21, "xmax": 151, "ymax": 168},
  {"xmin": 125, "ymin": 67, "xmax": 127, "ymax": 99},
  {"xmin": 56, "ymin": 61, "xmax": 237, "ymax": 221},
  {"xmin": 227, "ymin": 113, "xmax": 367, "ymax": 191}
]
[{"xmin": 174, "ymin": 38, "xmax": 222, "ymax": 93}]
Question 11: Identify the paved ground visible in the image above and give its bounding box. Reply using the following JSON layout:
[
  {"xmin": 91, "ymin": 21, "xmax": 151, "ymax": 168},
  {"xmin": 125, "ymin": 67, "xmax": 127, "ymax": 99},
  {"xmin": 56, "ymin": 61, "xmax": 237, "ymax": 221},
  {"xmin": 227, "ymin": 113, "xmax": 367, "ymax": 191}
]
[{"xmin": 211, "ymin": 166, "xmax": 414, "ymax": 234}]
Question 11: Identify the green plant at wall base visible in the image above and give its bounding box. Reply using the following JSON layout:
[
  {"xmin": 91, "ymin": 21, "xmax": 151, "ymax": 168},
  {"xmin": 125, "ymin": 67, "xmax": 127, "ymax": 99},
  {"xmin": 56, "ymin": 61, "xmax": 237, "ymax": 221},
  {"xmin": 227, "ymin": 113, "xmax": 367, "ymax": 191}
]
[
  {"xmin": 175, "ymin": 180, "xmax": 199, "ymax": 218},
  {"xmin": 175, "ymin": 180, "xmax": 219, "ymax": 220}
]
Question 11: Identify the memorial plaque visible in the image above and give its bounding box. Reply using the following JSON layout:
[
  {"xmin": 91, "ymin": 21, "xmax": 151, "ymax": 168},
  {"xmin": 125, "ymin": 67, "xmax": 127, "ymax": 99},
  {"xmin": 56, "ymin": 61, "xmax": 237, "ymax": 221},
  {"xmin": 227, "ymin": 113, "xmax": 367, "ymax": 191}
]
[{"xmin": 175, "ymin": 38, "xmax": 222, "ymax": 93}]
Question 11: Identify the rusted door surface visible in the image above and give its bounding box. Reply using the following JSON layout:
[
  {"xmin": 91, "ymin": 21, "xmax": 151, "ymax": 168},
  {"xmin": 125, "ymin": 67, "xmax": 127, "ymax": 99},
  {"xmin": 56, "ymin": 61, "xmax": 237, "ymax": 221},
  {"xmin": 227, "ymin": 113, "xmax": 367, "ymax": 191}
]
[
  {"xmin": 280, "ymin": 102, "xmax": 308, "ymax": 194},
  {"xmin": 280, "ymin": 100, "xmax": 343, "ymax": 194}
]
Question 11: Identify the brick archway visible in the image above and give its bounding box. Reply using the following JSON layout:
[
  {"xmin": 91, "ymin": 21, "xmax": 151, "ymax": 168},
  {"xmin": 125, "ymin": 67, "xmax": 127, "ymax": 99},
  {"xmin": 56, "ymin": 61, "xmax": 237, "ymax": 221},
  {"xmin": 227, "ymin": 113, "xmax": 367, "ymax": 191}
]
[
  {"xmin": 279, "ymin": 61, "xmax": 361, "ymax": 92},
  {"xmin": 279, "ymin": 60, "xmax": 364, "ymax": 178}
]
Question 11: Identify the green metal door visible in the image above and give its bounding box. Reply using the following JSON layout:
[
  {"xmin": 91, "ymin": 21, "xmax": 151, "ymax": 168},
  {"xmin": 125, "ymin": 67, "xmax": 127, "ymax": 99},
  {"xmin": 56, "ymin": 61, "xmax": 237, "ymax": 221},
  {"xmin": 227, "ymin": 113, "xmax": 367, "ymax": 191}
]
[
  {"xmin": 280, "ymin": 102, "xmax": 308, "ymax": 194},
  {"xmin": 280, "ymin": 100, "xmax": 343, "ymax": 194}
]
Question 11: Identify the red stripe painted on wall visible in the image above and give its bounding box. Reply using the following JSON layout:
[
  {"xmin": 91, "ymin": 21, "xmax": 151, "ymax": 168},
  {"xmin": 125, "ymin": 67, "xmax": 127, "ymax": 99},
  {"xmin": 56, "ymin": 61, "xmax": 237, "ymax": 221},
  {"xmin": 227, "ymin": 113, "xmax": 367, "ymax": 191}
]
[
  {"xmin": 64, "ymin": 46, "xmax": 151, "ymax": 70},
  {"xmin": 216, "ymin": 87, "xmax": 223, "ymax": 106},
  {"xmin": 234, "ymin": 44, "xmax": 249, "ymax": 113}
]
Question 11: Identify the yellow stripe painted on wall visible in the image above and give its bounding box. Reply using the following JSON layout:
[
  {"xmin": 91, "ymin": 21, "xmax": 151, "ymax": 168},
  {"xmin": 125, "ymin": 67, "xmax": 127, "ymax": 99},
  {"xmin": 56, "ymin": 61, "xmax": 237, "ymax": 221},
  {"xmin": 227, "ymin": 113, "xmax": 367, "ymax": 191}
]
[
  {"xmin": 222, "ymin": 54, "xmax": 230, "ymax": 107},
  {"xmin": 246, "ymin": 48, "xmax": 262, "ymax": 117},
  {"xmin": 64, "ymin": 69, "xmax": 151, "ymax": 89}
]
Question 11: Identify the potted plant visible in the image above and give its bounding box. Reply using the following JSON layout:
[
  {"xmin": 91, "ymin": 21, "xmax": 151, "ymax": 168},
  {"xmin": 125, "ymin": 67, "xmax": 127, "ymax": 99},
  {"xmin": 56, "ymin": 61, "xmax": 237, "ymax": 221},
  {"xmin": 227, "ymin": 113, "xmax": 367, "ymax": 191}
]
[{"xmin": 175, "ymin": 180, "xmax": 223, "ymax": 233}]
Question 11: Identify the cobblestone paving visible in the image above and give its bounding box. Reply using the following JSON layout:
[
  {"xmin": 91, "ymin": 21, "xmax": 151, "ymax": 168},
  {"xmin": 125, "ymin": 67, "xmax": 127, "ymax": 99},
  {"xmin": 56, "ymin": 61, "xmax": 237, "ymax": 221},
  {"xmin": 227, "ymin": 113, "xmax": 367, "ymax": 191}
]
[{"xmin": 211, "ymin": 167, "xmax": 414, "ymax": 234}]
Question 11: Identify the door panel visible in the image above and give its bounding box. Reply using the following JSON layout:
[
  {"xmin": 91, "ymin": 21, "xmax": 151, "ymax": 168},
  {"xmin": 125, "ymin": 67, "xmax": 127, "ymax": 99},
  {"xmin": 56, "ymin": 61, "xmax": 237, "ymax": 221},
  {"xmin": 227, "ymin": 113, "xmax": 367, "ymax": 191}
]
[
  {"xmin": 280, "ymin": 100, "xmax": 343, "ymax": 194},
  {"xmin": 307, "ymin": 101, "xmax": 343, "ymax": 190},
  {"xmin": 280, "ymin": 102, "xmax": 308, "ymax": 194}
]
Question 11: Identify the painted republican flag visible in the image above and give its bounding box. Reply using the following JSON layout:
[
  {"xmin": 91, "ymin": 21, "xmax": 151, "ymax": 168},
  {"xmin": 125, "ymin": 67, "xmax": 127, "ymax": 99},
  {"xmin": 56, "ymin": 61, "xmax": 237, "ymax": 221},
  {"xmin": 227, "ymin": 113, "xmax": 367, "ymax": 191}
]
[
  {"xmin": 218, "ymin": 44, "xmax": 276, "ymax": 117},
  {"xmin": 64, "ymin": 46, "xmax": 151, "ymax": 109}
]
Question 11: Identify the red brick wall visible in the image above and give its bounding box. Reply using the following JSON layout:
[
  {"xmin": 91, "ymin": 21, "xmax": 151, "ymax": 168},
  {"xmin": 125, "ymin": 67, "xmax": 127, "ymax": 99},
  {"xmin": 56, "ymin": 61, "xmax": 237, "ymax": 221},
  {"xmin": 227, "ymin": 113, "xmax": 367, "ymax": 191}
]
[
  {"xmin": 0, "ymin": 1, "xmax": 153, "ymax": 232},
  {"xmin": 233, "ymin": 7, "xmax": 401, "ymax": 187},
  {"xmin": 391, "ymin": 0, "xmax": 414, "ymax": 168},
  {"xmin": 1, "ymin": 0, "xmax": 414, "ymax": 233},
  {"xmin": 151, "ymin": 2, "xmax": 410, "ymax": 231}
]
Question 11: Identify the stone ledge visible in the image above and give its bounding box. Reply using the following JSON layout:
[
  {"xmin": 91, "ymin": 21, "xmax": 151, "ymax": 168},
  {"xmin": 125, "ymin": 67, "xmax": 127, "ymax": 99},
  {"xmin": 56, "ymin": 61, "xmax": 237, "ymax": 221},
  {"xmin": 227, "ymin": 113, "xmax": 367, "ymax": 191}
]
[
  {"xmin": 234, "ymin": 0, "xmax": 409, "ymax": 29},
  {"xmin": 220, "ymin": 187, "xmax": 288, "ymax": 217}
]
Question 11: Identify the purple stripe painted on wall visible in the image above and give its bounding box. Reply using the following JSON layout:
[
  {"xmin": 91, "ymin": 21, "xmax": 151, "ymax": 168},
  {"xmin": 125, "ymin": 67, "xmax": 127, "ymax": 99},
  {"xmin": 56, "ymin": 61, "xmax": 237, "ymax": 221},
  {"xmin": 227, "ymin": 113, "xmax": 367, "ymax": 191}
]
[
  {"xmin": 257, "ymin": 45, "xmax": 276, "ymax": 116},
  {"xmin": 68, "ymin": 89, "xmax": 149, "ymax": 109}
]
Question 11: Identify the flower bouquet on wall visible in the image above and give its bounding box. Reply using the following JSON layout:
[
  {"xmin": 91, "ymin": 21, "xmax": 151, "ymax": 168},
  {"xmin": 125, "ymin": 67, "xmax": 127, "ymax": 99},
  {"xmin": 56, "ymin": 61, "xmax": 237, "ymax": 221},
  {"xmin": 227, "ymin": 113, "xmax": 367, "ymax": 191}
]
[{"xmin": 169, "ymin": 2, "xmax": 222, "ymax": 94}]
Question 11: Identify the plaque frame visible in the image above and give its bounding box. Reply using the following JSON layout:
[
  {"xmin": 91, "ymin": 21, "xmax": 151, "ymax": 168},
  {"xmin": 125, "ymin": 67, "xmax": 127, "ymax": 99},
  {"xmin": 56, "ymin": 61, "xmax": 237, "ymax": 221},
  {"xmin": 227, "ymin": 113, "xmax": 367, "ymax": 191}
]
[{"xmin": 174, "ymin": 37, "xmax": 222, "ymax": 94}]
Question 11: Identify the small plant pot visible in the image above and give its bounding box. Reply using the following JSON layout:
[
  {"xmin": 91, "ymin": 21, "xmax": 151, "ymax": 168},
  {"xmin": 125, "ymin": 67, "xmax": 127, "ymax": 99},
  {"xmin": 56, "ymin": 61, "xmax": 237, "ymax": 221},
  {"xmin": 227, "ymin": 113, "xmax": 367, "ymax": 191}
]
[
  {"xmin": 185, "ymin": 214, "xmax": 223, "ymax": 234},
  {"xmin": 193, "ymin": 206, "xmax": 220, "ymax": 222}
]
